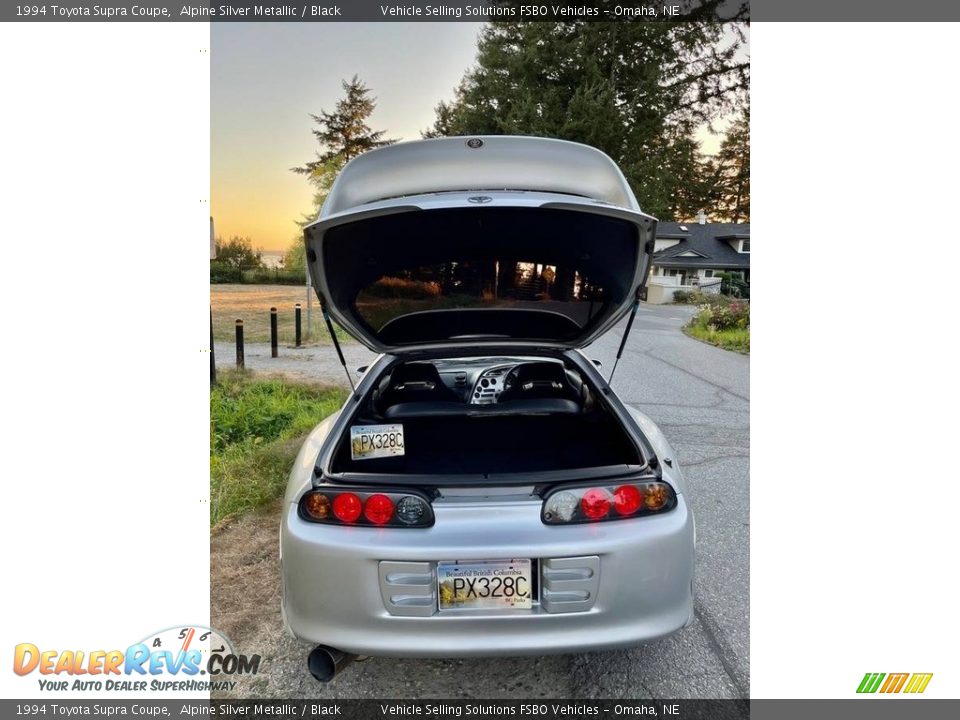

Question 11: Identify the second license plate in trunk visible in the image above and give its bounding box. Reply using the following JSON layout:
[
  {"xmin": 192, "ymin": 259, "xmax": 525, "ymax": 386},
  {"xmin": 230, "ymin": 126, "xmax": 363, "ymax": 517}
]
[{"xmin": 437, "ymin": 559, "xmax": 533, "ymax": 610}]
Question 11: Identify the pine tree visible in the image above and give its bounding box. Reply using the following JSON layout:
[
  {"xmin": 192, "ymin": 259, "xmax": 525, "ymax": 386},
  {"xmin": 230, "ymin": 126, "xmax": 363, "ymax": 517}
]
[
  {"xmin": 292, "ymin": 75, "xmax": 397, "ymax": 216},
  {"xmin": 423, "ymin": 21, "xmax": 748, "ymax": 221},
  {"xmin": 709, "ymin": 107, "xmax": 750, "ymax": 223}
]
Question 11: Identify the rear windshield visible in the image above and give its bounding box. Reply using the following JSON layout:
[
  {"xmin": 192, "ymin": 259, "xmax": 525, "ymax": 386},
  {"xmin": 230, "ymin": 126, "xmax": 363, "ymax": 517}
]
[{"xmin": 320, "ymin": 206, "xmax": 640, "ymax": 345}]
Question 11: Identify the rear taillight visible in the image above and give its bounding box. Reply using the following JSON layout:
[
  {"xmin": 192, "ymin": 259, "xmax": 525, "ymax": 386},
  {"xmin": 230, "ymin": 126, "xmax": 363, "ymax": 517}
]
[
  {"xmin": 363, "ymin": 494, "xmax": 394, "ymax": 525},
  {"xmin": 299, "ymin": 488, "xmax": 433, "ymax": 528},
  {"xmin": 332, "ymin": 492, "xmax": 362, "ymax": 523},
  {"xmin": 542, "ymin": 481, "xmax": 677, "ymax": 525}
]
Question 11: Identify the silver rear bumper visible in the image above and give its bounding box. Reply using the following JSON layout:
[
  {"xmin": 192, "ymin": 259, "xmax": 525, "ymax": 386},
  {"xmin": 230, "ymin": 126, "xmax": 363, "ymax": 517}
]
[{"xmin": 280, "ymin": 495, "xmax": 694, "ymax": 657}]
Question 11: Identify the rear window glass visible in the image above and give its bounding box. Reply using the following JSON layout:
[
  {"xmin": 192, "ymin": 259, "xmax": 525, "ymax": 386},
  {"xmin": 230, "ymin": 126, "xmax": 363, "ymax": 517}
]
[
  {"xmin": 356, "ymin": 260, "xmax": 609, "ymax": 335},
  {"xmin": 319, "ymin": 206, "xmax": 639, "ymax": 345}
]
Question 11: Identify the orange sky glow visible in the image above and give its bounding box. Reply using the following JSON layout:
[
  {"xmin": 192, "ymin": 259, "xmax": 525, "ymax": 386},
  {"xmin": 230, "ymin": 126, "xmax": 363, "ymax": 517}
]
[{"xmin": 212, "ymin": 23, "xmax": 746, "ymax": 254}]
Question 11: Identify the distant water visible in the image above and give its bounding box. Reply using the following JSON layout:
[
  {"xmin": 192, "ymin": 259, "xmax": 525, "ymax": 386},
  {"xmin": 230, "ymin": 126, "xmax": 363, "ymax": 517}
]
[{"xmin": 260, "ymin": 251, "xmax": 284, "ymax": 269}]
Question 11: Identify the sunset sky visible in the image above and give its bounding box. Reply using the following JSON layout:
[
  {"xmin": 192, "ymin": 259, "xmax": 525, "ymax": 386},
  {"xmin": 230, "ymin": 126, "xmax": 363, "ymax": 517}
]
[{"xmin": 211, "ymin": 23, "xmax": 746, "ymax": 253}]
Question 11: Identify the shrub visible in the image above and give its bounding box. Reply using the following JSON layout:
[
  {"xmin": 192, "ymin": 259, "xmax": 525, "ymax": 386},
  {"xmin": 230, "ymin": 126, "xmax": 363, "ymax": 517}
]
[
  {"xmin": 694, "ymin": 300, "xmax": 750, "ymax": 331},
  {"xmin": 676, "ymin": 290, "xmax": 735, "ymax": 308},
  {"xmin": 362, "ymin": 276, "xmax": 442, "ymax": 299},
  {"xmin": 210, "ymin": 262, "xmax": 243, "ymax": 284},
  {"xmin": 719, "ymin": 272, "xmax": 750, "ymax": 299},
  {"xmin": 244, "ymin": 267, "xmax": 304, "ymax": 285}
]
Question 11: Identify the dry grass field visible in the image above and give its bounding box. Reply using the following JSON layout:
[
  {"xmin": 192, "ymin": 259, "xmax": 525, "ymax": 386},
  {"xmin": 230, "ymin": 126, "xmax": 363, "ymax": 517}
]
[{"xmin": 210, "ymin": 284, "xmax": 350, "ymax": 345}]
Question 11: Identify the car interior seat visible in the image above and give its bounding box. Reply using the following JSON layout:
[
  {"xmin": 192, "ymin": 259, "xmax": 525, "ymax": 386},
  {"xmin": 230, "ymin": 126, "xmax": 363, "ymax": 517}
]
[{"xmin": 373, "ymin": 362, "xmax": 462, "ymax": 418}]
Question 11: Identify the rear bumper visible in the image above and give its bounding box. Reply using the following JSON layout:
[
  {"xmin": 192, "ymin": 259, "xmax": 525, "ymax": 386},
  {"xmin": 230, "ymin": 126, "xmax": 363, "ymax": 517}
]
[{"xmin": 280, "ymin": 495, "xmax": 695, "ymax": 657}]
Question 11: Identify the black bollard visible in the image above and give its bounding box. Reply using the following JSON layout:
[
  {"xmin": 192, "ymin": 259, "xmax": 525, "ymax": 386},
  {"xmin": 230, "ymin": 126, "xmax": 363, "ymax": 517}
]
[
  {"xmin": 235, "ymin": 319, "xmax": 245, "ymax": 369},
  {"xmin": 295, "ymin": 303, "xmax": 302, "ymax": 347},
  {"xmin": 270, "ymin": 307, "xmax": 278, "ymax": 358}
]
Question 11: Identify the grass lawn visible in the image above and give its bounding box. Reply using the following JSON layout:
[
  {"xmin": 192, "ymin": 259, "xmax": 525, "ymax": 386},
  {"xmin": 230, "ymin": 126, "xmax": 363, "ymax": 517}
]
[
  {"xmin": 210, "ymin": 284, "xmax": 352, "ymax": 345},
  {"xmin": 683, "ymin": 299, "xmax": 750, "ymax": 354},
  {"xmin": 210, "ymin": 370, "xmax": 348, "ymax": 526},
  {"xmin": 683, "ymin": 324, "xmax": 750, "ymax": 354}
]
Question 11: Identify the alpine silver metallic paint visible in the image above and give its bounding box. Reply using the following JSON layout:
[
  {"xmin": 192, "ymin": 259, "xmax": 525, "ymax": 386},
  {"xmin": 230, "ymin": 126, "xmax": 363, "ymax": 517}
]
[{"xmin": 280, "ymin": 136, "xmax": 696, "ymax": 657}]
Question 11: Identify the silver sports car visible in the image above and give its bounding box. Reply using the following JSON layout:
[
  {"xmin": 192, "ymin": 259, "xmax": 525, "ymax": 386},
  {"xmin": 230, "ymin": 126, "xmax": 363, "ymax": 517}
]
[{"xmin": 280, "ymin": 136, "xmax": 695, "ymax": 682}]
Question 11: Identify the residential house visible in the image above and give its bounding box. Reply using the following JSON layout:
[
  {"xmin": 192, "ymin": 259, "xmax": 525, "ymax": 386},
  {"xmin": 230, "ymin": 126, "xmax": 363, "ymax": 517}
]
[{"xmin": 645, "ymin": 212, "xmax": 750, "ymax": 304}]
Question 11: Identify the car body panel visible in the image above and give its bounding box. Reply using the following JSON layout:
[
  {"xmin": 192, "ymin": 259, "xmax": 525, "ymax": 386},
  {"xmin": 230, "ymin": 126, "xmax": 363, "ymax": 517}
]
[
  {"xmin": 280, "ymin": 494, "xmax": 694, "ymax": 657},
  {"xmin": 314, "ymin": 135, "xmax": 643, "ymax": 217},
  {"xmin": 279, "ymin": 136, "xmax": 694, "ymax": 659},
  {"xmin": 279, "ymin": 350, "xmax": 696, "ymax": 656},
  {"xmin": 304, "ymin": 137, "xmax": 658, "ymax": 354}
]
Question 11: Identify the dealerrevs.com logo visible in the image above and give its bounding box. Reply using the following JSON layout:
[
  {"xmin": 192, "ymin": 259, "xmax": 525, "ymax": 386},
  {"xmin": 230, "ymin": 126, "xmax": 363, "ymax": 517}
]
[
  {"xmin": 857, "ymin": 672, "xmax": 933, "ymax": 694},
  {"xmin": 13, "ymin": 625, "xmax": 259, "ymax": 693}
]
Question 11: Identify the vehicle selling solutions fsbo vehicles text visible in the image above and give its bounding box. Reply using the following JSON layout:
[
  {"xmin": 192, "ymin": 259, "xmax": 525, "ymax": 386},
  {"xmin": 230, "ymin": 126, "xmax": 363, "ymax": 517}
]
[{"xmin": 378, "ymin": 5, "xmax": 604, "ymax": 18}]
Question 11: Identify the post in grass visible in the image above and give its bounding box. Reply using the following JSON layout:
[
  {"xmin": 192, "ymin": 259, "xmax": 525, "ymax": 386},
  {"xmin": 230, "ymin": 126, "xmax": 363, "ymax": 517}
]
[
  {"xmin": 270, "ymin": 307, "xmax": 278, "ymax": 358},
  {"xmin": 235, "ymin": 319, "xmax": 244, "ymax": 369},
  {"xmin": 295, "ymin": 303, "xmax": 302, "ymax": 347}
]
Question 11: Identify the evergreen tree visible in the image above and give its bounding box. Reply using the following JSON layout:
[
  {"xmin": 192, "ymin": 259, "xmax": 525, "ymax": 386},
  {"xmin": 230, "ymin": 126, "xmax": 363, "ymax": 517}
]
[
  {"xmin": 709, "ymin": 107, "xmax": 750, "ymax": 223},
  {"xmin": 292, "ymin": 75, "xmax": 397, "ymax": 216},
  {"xmin": 288, "ymin": 76, "xmax": 397, "ymax": 269},
  {"xmin": 423, "ymin": 21, "xmax": 748, "ymax": 221}
]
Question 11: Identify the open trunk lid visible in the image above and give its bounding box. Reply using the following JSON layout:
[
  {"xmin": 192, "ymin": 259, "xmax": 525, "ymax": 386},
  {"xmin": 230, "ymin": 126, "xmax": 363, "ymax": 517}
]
[{"xmin": 304, "ymin": 136, "xmax": 657, "ymax": 352}]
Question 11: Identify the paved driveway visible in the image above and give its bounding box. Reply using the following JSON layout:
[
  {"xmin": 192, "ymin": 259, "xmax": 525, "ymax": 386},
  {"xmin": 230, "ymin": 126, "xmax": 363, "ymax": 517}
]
[
  {"xmin": 212, "ymin": 303, "xmax": 749, "ymax": 699},
  {"xmin": 574, "ymin": 303, "xmax": 749, "ymax": 698}
]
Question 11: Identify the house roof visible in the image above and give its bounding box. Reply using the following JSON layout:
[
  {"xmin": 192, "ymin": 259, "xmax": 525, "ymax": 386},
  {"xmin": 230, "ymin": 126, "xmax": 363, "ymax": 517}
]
[{"xmin": 653, "ymin": 221, "xmax": 750, "ymax": 269}]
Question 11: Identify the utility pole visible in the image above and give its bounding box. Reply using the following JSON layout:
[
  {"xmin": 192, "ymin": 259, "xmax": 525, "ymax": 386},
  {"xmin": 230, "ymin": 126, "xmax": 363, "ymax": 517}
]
[{"xmin": 305, "ymin": 254, "xmax": 313, "ymax": 341}]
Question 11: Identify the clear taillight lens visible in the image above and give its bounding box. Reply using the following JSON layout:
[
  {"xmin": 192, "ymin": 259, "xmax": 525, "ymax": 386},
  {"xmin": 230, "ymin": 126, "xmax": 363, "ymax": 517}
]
[
  {"xmin": 299, "ymin": 488, "xmax": 433, "ymax": 528},
  {"xmin": 541, "ymin": 481, "xmax": 677, "ymax": 525}
]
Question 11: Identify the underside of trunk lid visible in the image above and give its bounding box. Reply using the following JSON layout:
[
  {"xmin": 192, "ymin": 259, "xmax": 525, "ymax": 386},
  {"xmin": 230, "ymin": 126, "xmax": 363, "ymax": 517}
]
[{"xmin": 304, "ymin": 137, "xmax": 656, "ymax": 353}]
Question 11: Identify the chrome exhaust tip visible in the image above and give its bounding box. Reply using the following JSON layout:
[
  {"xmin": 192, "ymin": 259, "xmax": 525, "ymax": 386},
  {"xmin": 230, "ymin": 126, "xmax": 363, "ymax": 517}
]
[{"xmin": 307, "ymin": 645, "xmax": 356, "ymax": 682}]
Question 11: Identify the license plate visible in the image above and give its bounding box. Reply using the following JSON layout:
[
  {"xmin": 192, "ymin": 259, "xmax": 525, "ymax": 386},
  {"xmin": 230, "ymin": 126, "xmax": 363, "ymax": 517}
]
[
  {"xmin": 437, "ymin": 559, "xmax": 533, "ymax": 610},
  {"xmin": 350, "ymin": 424, "xmax": 405, "ymax": 460}
]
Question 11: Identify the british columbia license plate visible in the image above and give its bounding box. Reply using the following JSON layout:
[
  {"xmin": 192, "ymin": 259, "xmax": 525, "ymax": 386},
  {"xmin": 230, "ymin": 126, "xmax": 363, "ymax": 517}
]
[
  {"xmin": 437, "ymin": 559, "xmax": 533, "ymax": 610},
  {"xmin": 350, "ymin": 424, "xmax": 405, "ymax": 460}
]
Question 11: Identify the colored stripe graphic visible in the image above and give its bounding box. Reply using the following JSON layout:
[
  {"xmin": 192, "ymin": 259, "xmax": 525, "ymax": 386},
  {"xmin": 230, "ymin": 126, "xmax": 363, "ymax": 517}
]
[
  {"xmin": 880, "ymin": 673, "xmax": 908, "ymax": 693},
  {"xmin": 904, "ymin": 673, "xmax": 933, "ymax": 694},
  {"xmin": 858, "ymin": 672, "xmax": 932, "ymax": 694},
  {"xmin": 856, "ymin": 673, "xmax": 885, "ymax": 693}
]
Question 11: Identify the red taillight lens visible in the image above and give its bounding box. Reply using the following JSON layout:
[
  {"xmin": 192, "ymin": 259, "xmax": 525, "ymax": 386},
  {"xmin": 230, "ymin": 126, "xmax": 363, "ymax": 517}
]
[
  {"xmin": 580, "ymin": 488, "xmax": 612, "ymax": 520},
  {"xmin": 364, "ymin": 494, "xmax": 394, "ymax": 525},
  {"xmin": 332, "ymin": 493, "xmax": 362, "ymax": 523},
  {"xmin": 542, "ymin": 481, "xmax": 676, "ymax": 525},
  {"xmin": 613, "ymin": 485, "xmax": 643, "ymax": 516}
]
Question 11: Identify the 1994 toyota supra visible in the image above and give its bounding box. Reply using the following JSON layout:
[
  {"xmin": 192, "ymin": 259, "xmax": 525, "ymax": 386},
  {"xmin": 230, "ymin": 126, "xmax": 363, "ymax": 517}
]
[{"xmin": 279, "ymin": 136, "xmax": 695, "ymax": 681}]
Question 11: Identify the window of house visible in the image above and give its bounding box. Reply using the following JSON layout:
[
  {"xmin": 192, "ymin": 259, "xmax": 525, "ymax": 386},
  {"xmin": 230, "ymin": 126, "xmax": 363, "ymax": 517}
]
[
  {"xmin": 704, "ymin": 269, "xmax": 714, "ymax": 278},
  {"xmin": 668, "ymin": 269, "xmax": 678, "ymax": 276},
  {"xmin": 741, "ymin": 240, "xmax": 750, "ymax": 253}
]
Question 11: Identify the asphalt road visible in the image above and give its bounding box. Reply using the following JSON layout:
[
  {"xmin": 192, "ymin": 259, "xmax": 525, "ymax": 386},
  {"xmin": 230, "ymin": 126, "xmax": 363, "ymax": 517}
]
[
  {"xmin": 215, "ymin": 303, "xmax": 749, "ymax": 699},
  {"xmin": 575, "ymin": 304, "xmax": 749, "ymax": 699}
]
